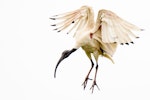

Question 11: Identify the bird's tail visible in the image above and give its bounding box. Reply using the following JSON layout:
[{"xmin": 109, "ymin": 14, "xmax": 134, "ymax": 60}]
[{"xmin": 103, "ymin": 53, "xmax": 115, "ymax": 64}]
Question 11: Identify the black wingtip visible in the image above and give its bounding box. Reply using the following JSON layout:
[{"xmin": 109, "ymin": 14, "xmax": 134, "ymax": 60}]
[
  {"xmin": 130, "ymin": 41, "xmax": 134, "ymax": 44},
  {"xmin": 125, "ymin": 43, "xmax": 129, "ymax": 45},
  {"xmin": 53, "ymin": 28, "xmax": 58, "ymax": 31},
  {"xmin": 120, "ymin": 43, "xmax": 124, "ymax": 45},
  {"xmin": 49, "ymin": 18, "xmax": 56, "ymax": 20},
  {"xmin": 57, "ymin": 30, "xmax": 61, "ymax": 32},
  {"xmin": 51, "ymin": 24, "xmax": 56, "ymax": 26}
]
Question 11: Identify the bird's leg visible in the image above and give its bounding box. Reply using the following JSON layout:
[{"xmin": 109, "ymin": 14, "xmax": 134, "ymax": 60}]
[
  {"xmin": 82, "ymin": 59, "xmax": 94, "ymax": 89},
  {"xmin": 90, "ymin": 63, "xmax": 100, "ymax": 93}
]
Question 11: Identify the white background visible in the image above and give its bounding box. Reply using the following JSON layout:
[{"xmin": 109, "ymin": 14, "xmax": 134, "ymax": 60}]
[{"xmin": 0, "ymin": 0, "xmax": 150, "ymax": 100}]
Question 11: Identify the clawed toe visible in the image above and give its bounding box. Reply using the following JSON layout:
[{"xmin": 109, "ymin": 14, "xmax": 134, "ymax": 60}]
[
  {"xmin": 90, "ymin": 80, "xmax": 100, "ymax": 93},
  {"xmin": 82, "ymin": 77, "xmax": 92, "ymax": 89}
]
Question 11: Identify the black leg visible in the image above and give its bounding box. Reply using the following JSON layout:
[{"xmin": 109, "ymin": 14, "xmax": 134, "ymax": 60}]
[
  {"xmin": 90, "ymin": 63, "xmax": 100, "ymax": 93},
  {"xmin": 82, "ymin": 59, "xmax": 94, "ymax": 89}
]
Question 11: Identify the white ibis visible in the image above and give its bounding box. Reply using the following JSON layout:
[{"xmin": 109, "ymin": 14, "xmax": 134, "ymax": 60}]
[{"xmin": 50, "ymin": 5, "xmax": 143, "ymax": 93}]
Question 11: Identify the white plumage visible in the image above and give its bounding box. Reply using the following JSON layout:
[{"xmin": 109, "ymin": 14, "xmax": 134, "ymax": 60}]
[{"xmin": 50, "ymin": 5, "xmax": 143, "ymax": 93}]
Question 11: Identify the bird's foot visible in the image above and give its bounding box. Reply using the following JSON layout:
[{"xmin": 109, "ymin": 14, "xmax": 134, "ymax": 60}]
[
  {"xmin": 90, "ymin": 80, "xmax": 100, "ymax": 93},
  {"xmin": 82, "ymin": 77, "xmax": 92, "ymax": 90}
]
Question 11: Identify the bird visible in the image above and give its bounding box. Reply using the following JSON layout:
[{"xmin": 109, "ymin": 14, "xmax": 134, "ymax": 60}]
[{"xmin": 50, "ymin": 5, "xmax": 143, "ymax": 93}]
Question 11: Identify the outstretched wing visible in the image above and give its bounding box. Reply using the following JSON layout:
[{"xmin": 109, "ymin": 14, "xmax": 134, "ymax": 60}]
[
  {"xmin": 97, "ymin": 9, "xmax": 143, "ymax": 44},
  {"xmin": 50, "ymin": 6, "xmax": 94, "ymax": 37}
]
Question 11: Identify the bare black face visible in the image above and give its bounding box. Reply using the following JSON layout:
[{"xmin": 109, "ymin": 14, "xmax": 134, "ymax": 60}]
[
  {"xmin": 61, "ymin": 50, "xmax": 72, "ymax": 59},
  {"xmin": 54, "ymin": 48, "xmax": 77, "ymax": 78}
]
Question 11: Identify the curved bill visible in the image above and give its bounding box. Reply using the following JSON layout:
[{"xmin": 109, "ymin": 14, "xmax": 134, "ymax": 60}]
[
  {"xmin": 54, "ymin": 55, "xmax": 65, "ymax": 78},
  {"xmin": 54, "ymin": 48, "xmax": 77, "ymax": 78}
]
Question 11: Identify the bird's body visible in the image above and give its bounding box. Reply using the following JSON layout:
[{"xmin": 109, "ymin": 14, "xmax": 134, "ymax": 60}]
[{"xmin": 50, "ymin": 5, "xmax": 142, "ymax": 93}]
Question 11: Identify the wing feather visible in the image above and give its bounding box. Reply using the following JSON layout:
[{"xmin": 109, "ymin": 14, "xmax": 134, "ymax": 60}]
[
  {"xmin": 98, "ymin": 9, "xmax": 142, "ymax": 44},
  {"xmin": 50, "ymin": 6, "xmax": 94, "ymax": 37}
]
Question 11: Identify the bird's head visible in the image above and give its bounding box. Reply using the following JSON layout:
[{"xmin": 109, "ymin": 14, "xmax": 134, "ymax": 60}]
[{"xmin": 54, "ymin": 48, "xmax": 77, "ymax": 78}]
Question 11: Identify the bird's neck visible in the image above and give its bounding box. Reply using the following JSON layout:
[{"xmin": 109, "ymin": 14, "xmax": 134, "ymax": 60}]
[
  {"xmin": 91, "ymin": 20, "xmax": 101, "ymax": 33},
  {"xmin": 86, "ymin": 11, "xmax": 95, "ymax": 29}
]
